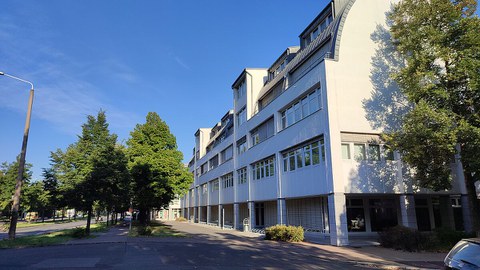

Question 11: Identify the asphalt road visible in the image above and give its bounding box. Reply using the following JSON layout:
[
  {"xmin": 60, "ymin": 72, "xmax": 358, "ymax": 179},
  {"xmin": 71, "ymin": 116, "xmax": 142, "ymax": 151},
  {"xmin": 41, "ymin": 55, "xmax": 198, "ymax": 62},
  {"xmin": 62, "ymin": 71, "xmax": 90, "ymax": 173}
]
[
  {"xmin": 0, "ymin": 219, "xmax": 89, "ymax": 240},
  {"xmin": 0, "ymin": 240, "xmax": 374, "ymax": 269},
  {"xmin": 0, "ymin": 221, "xmax": 446, "ymax": 269},
  {"xmin": 0, "ymin": 222, "xmax": 376, "ymax": 270}
]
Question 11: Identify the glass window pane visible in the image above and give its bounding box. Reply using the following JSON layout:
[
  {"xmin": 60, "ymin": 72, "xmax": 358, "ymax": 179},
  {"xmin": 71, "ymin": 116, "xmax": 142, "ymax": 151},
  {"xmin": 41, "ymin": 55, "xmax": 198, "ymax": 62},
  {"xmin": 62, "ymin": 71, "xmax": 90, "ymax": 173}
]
[
  {"xmin": 312, "ymin": 146, "xmax": 320, "ymax": 165},
  {"xmin": 302, "ymin": 97, "xmax": 309, "ymax": 117},
  {"xmin": 304, "ymin": 146, "xmax": 311, "ymax": 166},
  {"xmin": 384, "ymin": 146, "xmax": 394, "ymax": 160},
  {"xmin": 283, "ymin": 157, "xmax": 288, "ymax": 172},
  {"xmin": 294, "ymin": 103, "xmax": 302, "ymax": 122},
  {"xmin": 289, "ymin": 152, "xmax": 296, "ymax": 171},
  {"xmin": 354, "ymin": 144, "xmax": 366, "ymax": 161},
  {"xmin": 309, "ymin": 93, "xmax": 319, "ymax": 112},
  {"xmin": 269, "ymin": 161, "xmax": 274, "ymax": 176},
  {"xmin": 287, "ymin": 107, "xmax": 294, "ymax": 126},
  {"xmin": 342, "ymin": 144, "xmax": 350, "ymax": 159},
  {"xmin": 296, "ymin": 149, "xmax": 303, "ymax": 168},
  {"xmin": 368, "ymin": 144, "xmax": 380, "ymax": 161}
]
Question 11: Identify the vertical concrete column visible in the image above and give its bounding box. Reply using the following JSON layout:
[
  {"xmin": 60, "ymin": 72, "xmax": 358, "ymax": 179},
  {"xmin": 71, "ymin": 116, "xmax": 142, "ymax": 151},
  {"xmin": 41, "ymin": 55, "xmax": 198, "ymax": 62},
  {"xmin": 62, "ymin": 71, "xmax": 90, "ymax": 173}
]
[
  {"xmin": 233, "ymin": 203, "xmax": 240, "ymax": 230},
  {"xmin": 328, "ymin": 193, "xmax": 349, "ymax": 246},
  {"xmin": 248, "ymin": 201, "xmax": 255, "ymax": 231},
  {"xmin": 218, "ymin": 204, "xmax": 223, "ymax": 228},
  {"xmin": 207, "ymin": 205, "xmax": 211, "ymax": 224},
  {"xmin": 198, "ymin": 206, "xmax": 202, "ymax": 223},
  {"xmin": 399, "ymin": 194, "xmax": 417, "ymax": 229},
  {"xmin": 277, "ymin": 198, "xmax": 287, "ymax": 225},
  {"xmin": 193, "ymin": 207, "xmax": 197, "ymax": 223},
  {"xmin": 187, "ymin": 207, "xmax": 191, "ymax": 222}
]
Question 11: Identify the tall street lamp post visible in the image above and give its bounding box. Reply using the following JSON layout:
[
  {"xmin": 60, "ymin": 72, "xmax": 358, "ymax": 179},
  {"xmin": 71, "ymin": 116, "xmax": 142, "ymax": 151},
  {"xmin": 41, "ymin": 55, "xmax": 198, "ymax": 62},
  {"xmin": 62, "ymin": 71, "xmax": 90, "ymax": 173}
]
[{"xmin": 0, "ymin": 71, "xmax": 35, "ymax": 240}]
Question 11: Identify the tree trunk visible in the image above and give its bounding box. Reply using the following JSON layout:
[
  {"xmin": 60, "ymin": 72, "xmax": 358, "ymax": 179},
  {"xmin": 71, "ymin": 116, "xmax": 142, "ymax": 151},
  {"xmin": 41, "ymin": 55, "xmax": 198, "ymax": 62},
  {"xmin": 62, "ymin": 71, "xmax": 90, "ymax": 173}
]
[
  {"xmin": 86, "ymin": 206, "xmax": 92, "ymax": 235},
  {"xmin": 464, "ymin": 171, "xmax": 480, "ymax": 236},
  {"xmin": 106, "ymin": 212, "xmax": 110, "ymax": 226},
  {"xmin": 138, "ymin": 207, "xmax": 148, "ymax": 225},
  {"xmin": 41, "ymin": 209, "xmax": 45, "ymax": 223},
  {"xmin": 53, "ymin": 209, "xmax": 56, "ymax": 222}
]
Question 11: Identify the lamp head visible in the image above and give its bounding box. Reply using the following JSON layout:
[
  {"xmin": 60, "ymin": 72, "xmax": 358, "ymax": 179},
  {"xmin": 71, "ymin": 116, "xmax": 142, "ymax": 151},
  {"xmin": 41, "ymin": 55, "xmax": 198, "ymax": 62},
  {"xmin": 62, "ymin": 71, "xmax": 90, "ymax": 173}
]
[{"xmin": 0, "ymin": 72, "xmax": 4, "ymax": 75}]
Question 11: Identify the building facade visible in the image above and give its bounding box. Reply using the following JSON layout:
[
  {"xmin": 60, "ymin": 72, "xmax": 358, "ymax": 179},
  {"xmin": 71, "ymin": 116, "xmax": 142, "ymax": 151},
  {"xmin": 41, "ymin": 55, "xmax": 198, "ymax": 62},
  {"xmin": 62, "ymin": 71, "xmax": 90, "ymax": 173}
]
[{"xmin": 180, "ymin": 0, "xmax": 473, "ymax": 246}]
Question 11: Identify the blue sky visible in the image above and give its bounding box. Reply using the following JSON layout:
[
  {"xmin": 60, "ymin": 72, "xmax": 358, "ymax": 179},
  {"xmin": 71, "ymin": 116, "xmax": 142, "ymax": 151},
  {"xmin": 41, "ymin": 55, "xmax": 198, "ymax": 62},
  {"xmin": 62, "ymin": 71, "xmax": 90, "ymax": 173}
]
[{"xmin": 0, "ymin": 0, "xmax": 329, "ymax": 180}]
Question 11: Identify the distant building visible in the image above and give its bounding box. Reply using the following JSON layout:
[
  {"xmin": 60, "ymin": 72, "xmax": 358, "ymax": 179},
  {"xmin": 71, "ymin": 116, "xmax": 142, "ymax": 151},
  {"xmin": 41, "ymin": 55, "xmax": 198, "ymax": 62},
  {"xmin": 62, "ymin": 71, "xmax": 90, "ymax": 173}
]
[
  {"xmin": 180, "ymin": 0, "xmax": 473, "ymax": 246},
  {"xmin": 156, "ymin": 196, "xmax": 182, "ymax": 220}
]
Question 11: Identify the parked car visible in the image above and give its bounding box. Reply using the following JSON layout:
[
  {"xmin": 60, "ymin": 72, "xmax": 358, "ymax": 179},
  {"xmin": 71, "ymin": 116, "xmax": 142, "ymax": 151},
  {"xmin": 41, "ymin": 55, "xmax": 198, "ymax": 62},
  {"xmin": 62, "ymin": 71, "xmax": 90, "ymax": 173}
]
[{"xmin": 444, "ymin": 238, "xmax": 480, "ymax": 269}]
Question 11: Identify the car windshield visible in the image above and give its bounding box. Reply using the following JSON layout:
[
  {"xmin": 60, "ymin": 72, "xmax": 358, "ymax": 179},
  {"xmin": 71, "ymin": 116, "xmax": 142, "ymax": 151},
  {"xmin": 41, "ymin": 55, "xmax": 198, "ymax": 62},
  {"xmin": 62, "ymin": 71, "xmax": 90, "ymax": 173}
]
[{"xmin": 448, "ymin": 241, "xmax": 480, "ymax": 267}]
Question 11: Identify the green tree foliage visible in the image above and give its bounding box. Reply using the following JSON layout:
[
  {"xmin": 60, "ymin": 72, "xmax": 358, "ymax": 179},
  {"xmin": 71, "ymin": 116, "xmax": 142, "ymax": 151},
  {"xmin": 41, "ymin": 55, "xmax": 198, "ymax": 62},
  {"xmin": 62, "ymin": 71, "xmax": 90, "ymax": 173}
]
[
  {"xmin": 50, "ymin": 111, "xmax": 129, "ymax": 234},
  {"xmin": 388, "ymin": 0, "xmax": 480, "ymax": 232},
  {"xmin": 41, "ymin": 168, "xmax": 61, "ymax": 220},
  {"xmin": 126, "ymin": 112, "xmax": 192, "ymax": 224},
  {"xmin": 22, "ymin": 181, "xmax": 50, "ymax": 221},
  {"xmin": 0, "ymin": 160, "xmax": 32, "ymax": 216}
]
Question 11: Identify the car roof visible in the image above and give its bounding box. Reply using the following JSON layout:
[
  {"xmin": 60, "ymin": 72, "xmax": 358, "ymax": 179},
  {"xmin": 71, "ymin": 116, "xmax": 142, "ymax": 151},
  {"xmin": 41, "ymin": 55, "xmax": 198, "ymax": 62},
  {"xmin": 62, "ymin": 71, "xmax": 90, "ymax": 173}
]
[{"xmin": 463, "ymin": 238, "xmax": 480, "ymax": 244}]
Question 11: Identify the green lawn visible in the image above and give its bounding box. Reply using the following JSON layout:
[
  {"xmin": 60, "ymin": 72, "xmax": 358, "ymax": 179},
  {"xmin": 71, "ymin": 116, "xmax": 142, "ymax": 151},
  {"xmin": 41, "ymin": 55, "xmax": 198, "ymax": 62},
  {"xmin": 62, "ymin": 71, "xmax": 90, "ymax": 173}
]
[
  {"xmin": 128, "ymin": 221, "xmax": 186, "ymax": 238},
  {"xmin": 0, "ymin": 223, "xmax": 108, "ymax": 249}
]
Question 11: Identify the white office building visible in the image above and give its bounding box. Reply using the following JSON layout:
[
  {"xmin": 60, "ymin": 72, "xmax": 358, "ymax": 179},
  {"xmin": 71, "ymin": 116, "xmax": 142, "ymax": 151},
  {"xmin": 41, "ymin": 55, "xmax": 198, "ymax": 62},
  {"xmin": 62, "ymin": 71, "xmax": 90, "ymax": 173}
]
[{"xmin": 180, "ymin": 0, "xmax": 473, "ymax": 246}]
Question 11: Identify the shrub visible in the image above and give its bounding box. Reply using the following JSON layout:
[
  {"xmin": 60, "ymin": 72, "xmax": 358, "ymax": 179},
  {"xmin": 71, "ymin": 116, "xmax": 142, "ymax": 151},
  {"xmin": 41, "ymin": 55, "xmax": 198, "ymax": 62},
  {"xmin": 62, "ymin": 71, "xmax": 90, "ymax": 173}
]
[
  {"xmin": 378, "ymin": 226, "xmax": 434, "ymax": 252},
  {"xmin": 137, "ymin": 226, "xmax": 152, "ymax": 236},
  {"xmin": 175, "ymin": 217, "xmax": 187, "ymax": 222},
  {"xmin": 71, "ymin": 227, "xmax": 88, "ymax": 238},
  {"xmin": 265, "ymin": 225, "xmax": 304, "ymax": 242}
]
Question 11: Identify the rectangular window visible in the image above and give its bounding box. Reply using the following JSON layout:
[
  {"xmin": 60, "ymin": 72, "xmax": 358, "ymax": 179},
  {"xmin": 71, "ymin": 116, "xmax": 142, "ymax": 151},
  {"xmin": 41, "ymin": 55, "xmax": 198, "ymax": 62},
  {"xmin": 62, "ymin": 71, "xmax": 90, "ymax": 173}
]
[
  {"xmin": 251, "ymin": 117, "xmax": 274, "ymax": 146},
  {"xmin": 211, "ymin": 179, "xmax": 219, "ymax": 191},
  {"xmin": 368, "ymin": 144, "xmax": 380, "ymax": 161},
  {"xmin": 237, "ymin": 167, "xmax": 247, "ymax": 184},
  {"xmin": 221, "ymin": 173, "xmax": 233, "ymax": 188},
  {"xmin": 354, "ymin": 144, "xmax": 366, "ymax": 161},
  {"xmin": 311, "ymin": 142, "xmax": 320, "ymax": 165},
  {"xmin": 237, "ymin": 107, "xmax": 246, "ymax": 126},
  {"xmin": 289, "ymin": 152, "xmax": 296, "ymax": 171},
  {"xmin": 281, "ymin": 88, "xmax": 321, "ymax": 129},
  {"xmin": 304, "ymin": 145, "xmax": 311, "ymax": 166},
  {"xmin": 252, "ymin": 157, "xmax": 275, "ymax": 180},
  {"xmin": 282, "ymin": 138, "xmax": 324, "ymax": 172},
  {"xmin": 296, "ymin": 149, "xmax": 303, "ymax": 168},
  {"xmin": 201, "ymin": 162, "xmax": 208, "ymax": 174},
  {"xmin": 209, "ymin": 155, "xmax": 219, "ymax": 170},
  {"xmin": 237, "ymin": 136, "xmax": 247, "ymax": 155},
  {"xmin": 384, "ymin": 146, "xmax": 394, "ymax": 160},
  {"xmin": 236, "ymin": 82, "xmax": 246, "ymax": 100},
  {"xmin": 220, "ymin": 145, "xmax": 233, "ymax": 163}
]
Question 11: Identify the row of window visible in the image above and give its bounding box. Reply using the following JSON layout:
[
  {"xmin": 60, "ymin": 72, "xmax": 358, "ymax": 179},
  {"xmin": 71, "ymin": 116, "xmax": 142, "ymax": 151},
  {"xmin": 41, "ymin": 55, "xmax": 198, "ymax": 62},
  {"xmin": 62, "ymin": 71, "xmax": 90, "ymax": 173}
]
[
  {"xmin": 198, "ymin": 145, "xmax": 234, "ymax": 176},
  {"xmin": 252, "ymin": 157, "xmax": 275, "ymax": 180},
  {"xmin": 221, "ymin": 173, "xmax": 233, "ymax": 189},
  {"xmin": 341, "ymin": 143, "xmax": 394, "ymax": 161},
  {"xmin": 281, "ymin": 88, "xmax": 321, "ymax": 129},
  {"xmin": 235, "ymin": 88, "xmax": 322, "ymax": 156},
  {"xmin": 282, "ymin": 139, "xmax": 324, "ymax": 172},
  {"xmin": 199, "ymin": 141, "xmax": 393, "ymax": 178}
]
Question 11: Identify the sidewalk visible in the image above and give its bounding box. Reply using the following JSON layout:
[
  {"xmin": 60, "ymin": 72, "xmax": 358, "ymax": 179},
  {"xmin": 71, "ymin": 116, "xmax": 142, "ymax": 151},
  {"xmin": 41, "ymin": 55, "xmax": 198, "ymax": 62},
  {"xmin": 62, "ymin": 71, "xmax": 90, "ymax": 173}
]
[{"xmin": 66, "ymin": 221, "xmax": 446, "ymax": 269}]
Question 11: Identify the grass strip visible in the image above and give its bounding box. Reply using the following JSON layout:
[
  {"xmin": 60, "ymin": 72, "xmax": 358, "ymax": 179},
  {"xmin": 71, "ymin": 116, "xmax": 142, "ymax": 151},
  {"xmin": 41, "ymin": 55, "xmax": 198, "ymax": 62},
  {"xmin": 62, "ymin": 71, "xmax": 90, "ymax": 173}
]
[{"xmin": 0, "ymin": 222, "xmax": 108, "ymax": 249}]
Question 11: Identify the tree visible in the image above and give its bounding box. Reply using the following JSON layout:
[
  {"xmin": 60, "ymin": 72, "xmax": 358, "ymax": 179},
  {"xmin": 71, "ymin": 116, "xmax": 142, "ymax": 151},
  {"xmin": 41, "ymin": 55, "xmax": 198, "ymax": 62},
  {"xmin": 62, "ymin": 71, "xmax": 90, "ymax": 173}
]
[
  {"xmin": 41, "ymin": 168, "xmax": 61, "ymax": 220},
  {"xmin": 387, "ymin": 0, "xmax": 480, "ymax": 233},
  {"xmin": 51, "ymin": 111, "xmax": 129, "ymax": 234},
  {"xmin": 0, "ymin": 160, "xmax": 32, "ymax": 217},
  {"xmin": 22, "ymin": 181, "xmax": 50, "ymax": 222},
  {"xmin": 126, "ymin": 112, "xmax": 192, "ymax": 224}
]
